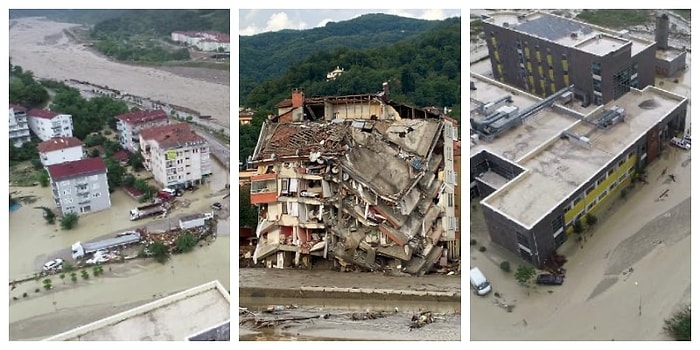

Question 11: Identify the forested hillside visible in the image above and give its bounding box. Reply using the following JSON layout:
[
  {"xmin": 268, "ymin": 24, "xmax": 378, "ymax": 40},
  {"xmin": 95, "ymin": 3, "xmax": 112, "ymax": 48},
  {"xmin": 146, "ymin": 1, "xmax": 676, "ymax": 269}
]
[
  {"xmin": 239, "ymin": 16, "xmax": 461, "ymax": 165},
  {"xmin": 239, "ymin": 13, "xmax": 441, "ymax": 100}
]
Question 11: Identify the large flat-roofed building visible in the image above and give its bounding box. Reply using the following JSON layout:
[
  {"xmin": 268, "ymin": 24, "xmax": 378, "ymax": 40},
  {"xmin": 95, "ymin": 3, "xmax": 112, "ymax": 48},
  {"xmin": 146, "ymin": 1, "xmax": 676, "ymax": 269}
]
[
  {"xmin": 470, "ymin": 72, "xmax": 687, "ymax": 266},
  {"xmin": 45, "ymin": 281, "xmax": 230, "ymax": 341},
  {"xmin": 482, "ymin": 11, "xmax": 656, "ymax": 106}
]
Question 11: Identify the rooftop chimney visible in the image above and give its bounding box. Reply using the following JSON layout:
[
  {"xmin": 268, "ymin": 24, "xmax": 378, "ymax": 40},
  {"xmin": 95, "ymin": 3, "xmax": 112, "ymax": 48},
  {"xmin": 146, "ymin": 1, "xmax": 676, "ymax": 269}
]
[{"xmin": 656, "ymin": 12, "xmax": 670, "ymax": 50}]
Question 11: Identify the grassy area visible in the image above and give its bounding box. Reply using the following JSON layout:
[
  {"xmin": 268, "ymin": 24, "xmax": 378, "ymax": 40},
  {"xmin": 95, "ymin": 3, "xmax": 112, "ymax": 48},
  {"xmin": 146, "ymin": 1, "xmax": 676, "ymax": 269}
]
[
  {"xmin": 672, "ymin": 9, "xmax": 691, "ymax": 21},
  {"xmin": 212, "ymin": 128, "xmax": 230, "ymax": 145},
  {"xmin": 9, "ymin": 162, "xmax": 41, "ymax": 187},
  {"xmin": 576, "ymin": 9, "xmax": 651, "ymax": 28}
]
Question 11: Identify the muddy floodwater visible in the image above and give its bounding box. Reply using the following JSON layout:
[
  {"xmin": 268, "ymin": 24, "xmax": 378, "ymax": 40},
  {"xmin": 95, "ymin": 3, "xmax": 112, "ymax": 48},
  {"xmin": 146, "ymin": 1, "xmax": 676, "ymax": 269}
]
[
  {"xmin": 9, "ymin": 160, "xmax": 230, "ymax": 340},
  {"xmin": 238, "ymin": 268, "xmax": 461, "ymax": 340},
  {"xmin": 9, "ymin": 17, "xmax": 230, "ymax": 126}
]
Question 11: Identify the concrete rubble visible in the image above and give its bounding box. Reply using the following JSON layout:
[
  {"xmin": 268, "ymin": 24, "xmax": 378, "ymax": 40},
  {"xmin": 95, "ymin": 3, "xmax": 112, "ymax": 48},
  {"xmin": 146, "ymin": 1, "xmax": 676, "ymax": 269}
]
[{"xmin": 248, "ymin": 84, "xmax": 459, "ymax": 276}]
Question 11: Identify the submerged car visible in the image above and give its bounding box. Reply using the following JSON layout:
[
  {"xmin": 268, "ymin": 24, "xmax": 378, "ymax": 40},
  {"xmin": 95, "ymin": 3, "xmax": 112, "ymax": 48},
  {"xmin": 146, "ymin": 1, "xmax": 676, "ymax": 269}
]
[
  {"xmin": 43, "ymin": 258, "xmax": 64, "ymax": 272},
  {"xmin": 536, "ymin": 274, "xmax": 564, "ymax": 286},
  {"xmin": 211, "ymin": 202, "xmax": 223, "ymax": 210}
]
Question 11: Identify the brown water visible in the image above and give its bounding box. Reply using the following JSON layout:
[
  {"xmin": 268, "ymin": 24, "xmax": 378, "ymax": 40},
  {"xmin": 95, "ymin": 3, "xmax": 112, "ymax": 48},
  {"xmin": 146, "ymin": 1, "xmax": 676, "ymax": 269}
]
[{"xmin": 9, "ymin": 17, "xmax": 230, "ymax": 126}]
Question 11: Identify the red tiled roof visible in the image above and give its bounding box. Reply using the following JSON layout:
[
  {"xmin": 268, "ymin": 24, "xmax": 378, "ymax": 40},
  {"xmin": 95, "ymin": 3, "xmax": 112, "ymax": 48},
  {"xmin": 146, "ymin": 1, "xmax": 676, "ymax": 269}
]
[
  {"xmin": 275, "ymin": 99, "xmax": 293, "ymax": 108},
  {"xmin": 112, "ymin": 149, "xmax": 130, "ymax": 162},
  {"xmin": 9, "ymin": 104, "xmax": 26, "ymax": 112},
  {"xmin": 27, "ymin": 109, "xmax": 60, "ymax": 119},
  {"xmin": 46, "ymin": 157, "xmax": 106, "ymax": 181},
  {"xmin": 37, "ymin": 137, "xmax": 84, "ymax": 153},
  {"xmin": 140, "ymin": 123, "xmax": 205, "ymax": 149},
  {"xmin": 115, "ymin": 109, "xmax": 168, "ymax": 124}
]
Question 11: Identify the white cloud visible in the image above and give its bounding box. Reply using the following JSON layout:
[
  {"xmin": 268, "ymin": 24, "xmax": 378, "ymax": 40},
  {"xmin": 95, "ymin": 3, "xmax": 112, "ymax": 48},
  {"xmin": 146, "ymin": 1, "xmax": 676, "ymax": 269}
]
[
  {"xmin": 420, "ymin": 9, "xmax": 447, "ymax": 20},
  {"xmin": 317, "ymin": 18, "xmax": 333, "ymax": 27},
  {"xmin": 240, "ymin": 25, "xmax": 261, "ymax": 36},
  {"xmin": 264, "ymin": 12, "xmax": 308, "ymax": 32}
]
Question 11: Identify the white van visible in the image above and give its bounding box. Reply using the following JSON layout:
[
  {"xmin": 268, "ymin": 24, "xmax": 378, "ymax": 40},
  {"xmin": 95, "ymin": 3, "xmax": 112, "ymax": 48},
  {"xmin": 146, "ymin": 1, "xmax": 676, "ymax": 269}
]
[{"xmin": 470, "ymin": 267, "xmax": 492, "ymax": 296}]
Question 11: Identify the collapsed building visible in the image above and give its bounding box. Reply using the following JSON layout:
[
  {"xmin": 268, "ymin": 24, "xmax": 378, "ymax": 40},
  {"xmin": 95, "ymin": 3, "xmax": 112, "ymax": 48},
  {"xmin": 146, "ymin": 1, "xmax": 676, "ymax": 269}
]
[{"xmin": 249, "ymin": 85, "xmax": 460, "ymax": 275}]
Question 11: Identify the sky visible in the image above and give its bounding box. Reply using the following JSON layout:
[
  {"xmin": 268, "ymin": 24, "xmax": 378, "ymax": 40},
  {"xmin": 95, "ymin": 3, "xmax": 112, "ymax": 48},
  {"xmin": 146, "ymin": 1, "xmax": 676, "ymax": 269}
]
[{"xmin": 239, "ymin": 9, "xmax": 461, "ymax": 36}]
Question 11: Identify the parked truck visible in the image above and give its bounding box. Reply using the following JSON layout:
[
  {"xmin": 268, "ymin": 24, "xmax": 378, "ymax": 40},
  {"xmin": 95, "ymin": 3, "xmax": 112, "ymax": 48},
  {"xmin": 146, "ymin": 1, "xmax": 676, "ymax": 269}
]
[
  {"xmin": 71, "ymin": 231, "xmax": 141, "ymax": 259},
  {"xmin": 179, "ymin": 212, "xmax": 214, "ymax": 230},
  {"xmin": 130, "ymin": 203, "xmax": 166, "ymax": 221}
]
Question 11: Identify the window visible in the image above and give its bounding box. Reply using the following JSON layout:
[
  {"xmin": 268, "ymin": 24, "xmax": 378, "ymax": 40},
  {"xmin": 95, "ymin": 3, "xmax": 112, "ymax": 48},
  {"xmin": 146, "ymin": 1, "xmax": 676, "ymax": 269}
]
[
  {"xmin": 618, "ymin": 159, "xmax": 625, "ymax": 167},
  {"xmin": 447, "ymin": 193, "xmax": 454, "ymax": 208},
  {"xmin": 516, "ymin": 232, "xmax": 530, "ymax": 248},
  {"xmin": 282, "ymin": 202, "xmax": 288, "ymax": 214},
  {"xmin": 63, "ymin": 189, "xmax": 72, "ymax": 195},
  {"xmin": 281, "ymin": 179, "xmax": 289, "ymax": 194},
  {"xmin": 585, "ymin": 185, "xmax": 594, "ymax": 195},
  {"xmin": 551, "ymin": 215, "xmax": 564, "ymax": 233},
  {"xmin": 92, "ymin": 192, "xmax": 101, "ymax": 198},
  {"xmin": 608, "ymin": 168, "xmax": 614, "ymax": 177}
]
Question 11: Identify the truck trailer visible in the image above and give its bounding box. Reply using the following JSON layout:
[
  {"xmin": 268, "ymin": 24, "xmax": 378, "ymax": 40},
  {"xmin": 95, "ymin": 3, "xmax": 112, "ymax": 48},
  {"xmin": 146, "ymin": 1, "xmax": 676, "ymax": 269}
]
[
  {"xmin": 130, "ymin": 203, "xmax": 166, "ymax": 221},
  {"xmin": 72, "ymin": 232, "xmax": 141, "ymax": 259}
]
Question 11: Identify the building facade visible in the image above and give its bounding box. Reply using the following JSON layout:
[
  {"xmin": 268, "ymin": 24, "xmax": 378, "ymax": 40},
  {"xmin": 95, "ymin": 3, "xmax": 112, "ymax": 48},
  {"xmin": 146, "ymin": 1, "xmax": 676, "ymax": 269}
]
[
  {"xmin": 115, "ymin": 109, "xmax": 169, "ymax": 153},
  {"xmin": 470, "ymin": 72, "xmax": 687, "ymax": 267},
  {"xmin": 47, "ymin": 157, "xmax": 112, "ymax": 215},
  {"xmin": 8, "ymin": 104, "xmax": 31, "ymax": 147},
  {"xmin": 483, "ymin": 11, "xmax": 656, "ymax": 106},
  {"xmin": 37, "ymin": 137, "xmax": 85, "ymax": 167},
  {"xmin": 139, "ymin": 123, "xmax": 211, "ymax": 188},
  {"xmin": 26, "ymin": 109, "xmax": 73, "ymax": 141},
  {"xmin": 250, "ymin": 87, "xmax": 459, "ymax": 274}
]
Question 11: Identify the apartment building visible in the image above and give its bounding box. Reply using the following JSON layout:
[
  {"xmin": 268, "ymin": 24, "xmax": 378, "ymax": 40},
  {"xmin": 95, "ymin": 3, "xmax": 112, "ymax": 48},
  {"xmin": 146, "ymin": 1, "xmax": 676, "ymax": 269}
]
[
  {"xmin": 47, "ymin": 157, "xmax": 112, "ymax": 215},
  {"xmin": 26, "ymin": 109, "xmax": 73, "ymax": 141},
  {"xmin": 8, "ymin": 104, "xmax": 31, "ymax": 147},
  {"xmin": 250, "ymin": 86, "xmax": 459, "ymax": 274},
  {"xmin": 139, "ymin": 123, "xmax": 211, "ymax": 188},
  {"xmin": 115, "ymin": 109, "xmax": 169, "ymax": 153},
  {"xmin": 37, "ymin": 137, "xmax": 85, "ymax": 167}
]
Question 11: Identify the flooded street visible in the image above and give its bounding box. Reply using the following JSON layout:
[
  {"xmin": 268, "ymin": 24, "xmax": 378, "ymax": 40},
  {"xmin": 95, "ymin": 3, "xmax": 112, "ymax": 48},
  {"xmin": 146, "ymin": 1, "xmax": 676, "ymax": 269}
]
[
  {"xmin": 9, "ymin": 159, "xmax": 230, "ymax": 340},
  {"xmin": 9, "ymin": 17, "xmax": 230, "ymax": 127},
  {"xmin": 238, "ymin": 268, "xmax": 461, "ymax": 340},
  {"xmin": 470, "ymin": 146, "xmax": 691, "ymax": 340}
]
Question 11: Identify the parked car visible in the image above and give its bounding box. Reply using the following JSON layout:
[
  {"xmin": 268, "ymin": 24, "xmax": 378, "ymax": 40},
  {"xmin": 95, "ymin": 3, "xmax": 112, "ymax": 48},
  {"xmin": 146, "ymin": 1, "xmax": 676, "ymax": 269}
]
[
  {"xmin": 536, "ymin": 274, "xmax": 565, "ymax": 286},
  {"xmin": 470, "ymin": 267, "xmax": 492, "ymax": 296},
  {"xmin": 43, "ymin": 258, "xmax": 64, "ymax": 272},
  {"xmin": 211, "ymin": 202, "xmax": 223, "ymax": 210},
  {"xmin": 670, "ymin": 137, "xmax": 691, "ymax": 150}
]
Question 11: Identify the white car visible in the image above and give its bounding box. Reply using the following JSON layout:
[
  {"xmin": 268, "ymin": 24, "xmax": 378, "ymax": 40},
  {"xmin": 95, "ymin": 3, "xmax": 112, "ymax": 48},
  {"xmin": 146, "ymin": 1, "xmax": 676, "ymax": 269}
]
[{"xmin": 43, "ymin": 258, "xmax": 64, "ymax": 272}]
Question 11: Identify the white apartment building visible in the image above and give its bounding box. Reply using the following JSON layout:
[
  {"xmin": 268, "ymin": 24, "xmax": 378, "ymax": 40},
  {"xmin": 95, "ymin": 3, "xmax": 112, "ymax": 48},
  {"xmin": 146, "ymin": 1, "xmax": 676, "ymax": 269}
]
[
  {"xmin": 115, "ymin": 109, "xmax": 169, "ymax": 153},
  {"xmin": 47, "ymin": 157, "xmax": 112, "ymax": 215},
  {"xmin": 171, "ymin": 31, "xmax": 230, "ymax": 52},
  {"xmin": 139, "ymin": 123, "xmax": 212, "ymax": 188},
  {"xmin": 37, "ymin": 137, "xmax": 85, "ymax": 167},
  {"xmin": 9, "ymin": 104, "xmax": 31, "ymax": 147},
  {"xmin": 26, "ymin": 109, "xmax": 73, "ymax": 141}
]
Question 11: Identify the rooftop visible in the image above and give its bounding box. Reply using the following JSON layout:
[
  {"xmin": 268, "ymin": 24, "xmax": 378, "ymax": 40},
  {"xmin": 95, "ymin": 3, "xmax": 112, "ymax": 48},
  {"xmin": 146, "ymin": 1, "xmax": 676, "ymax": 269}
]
[
  {"xmin": 9, "ymin": 104, "xmax": 26, "ymax": 112},
  {"xmin": 47, "ymin": 157, "xmax": 106, "ymax": 181},
  {"xmin": 140, "ymin": 123, "xmax": 206, "ymax": 149},
  {"xmin": 45, "ymin": 281, "xmax": 230, "ymax": 341},
  {"xmin": 37, "ymin": 137, "xmax": 84, "ymax": 153},
  {"xmin": 115, "ymin": 109, "xmax": 168, "ymax": 124},
  {"xmin": 27, "ymin": 109, "xmax": 62, "ymax": 119},
  {"xmin": 255, "ymin": 118, "xmax": 444, "ymax": 200},
  {"xmin": 656, "ymin": 47, "xmax": 687, "ymax": 62},
  {"xmin": 486, "ymin": 11, "xmax": 653, "ymax": 57},
  {"xmin": 471, "ymin": 73, "xmax": 686, "ymax": 228}
]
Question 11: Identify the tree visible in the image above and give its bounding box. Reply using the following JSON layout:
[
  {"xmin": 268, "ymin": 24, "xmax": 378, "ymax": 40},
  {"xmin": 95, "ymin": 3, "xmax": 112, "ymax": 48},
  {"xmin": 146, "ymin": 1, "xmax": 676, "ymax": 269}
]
[
  {"xmin": 500, "ymin": 261, "xmax": 511, "ymax": 273},
  {"xmin": 35, "ymin": 206, "xmax": 56, "ymax": 224},
  {"xmin": 573, "ymin": 219, "xmax": 584, "ymax": 234},
  {"xmin": 515, "ymin": 265, "xmax": 536, "ymax": 285},
  {"xmin": 37, "ymin": 170, "xmax": 50, "ymax": 187},
  {"xmin": 664, "ymin": 305, "xmax": 691, "ymax": 340},
  {"xmin": 128, "ymin": 152, "xmax": 145, "ymax": 171},
  {"xmin": 585, "ymin": 214, "xmax": 598, "ymax": 227},
  {"xmin": 81, "ymin": 270, "xmax": 90, "ymax": 280},
  {"xmin": 105, "ymin": 159, "xmax": 125, "ymax": 190},
  {"xmin": 147, "ymin": 241, "xmax": 171, "ymax": 264},
  {"xmin": 60, "ymin": 213, "xmax": 79, "ymax": 230},
  {"xmin": 70, "ymin": 272, "xmax": 78, "ymax": 283},
  {"xmin": 42, "ymin": 278, "xmax": 52, "ymax": 290},
  {"xmin": 175, "ymin": 233, "xmax": 198, "ymax": 253}
]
